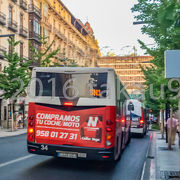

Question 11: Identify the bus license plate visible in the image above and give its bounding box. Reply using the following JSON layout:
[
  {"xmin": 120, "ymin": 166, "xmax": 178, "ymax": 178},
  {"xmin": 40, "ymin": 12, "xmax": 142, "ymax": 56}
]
[{"xmin": 57, "ymin": 151, "xmax": 77, "ymax": 159}]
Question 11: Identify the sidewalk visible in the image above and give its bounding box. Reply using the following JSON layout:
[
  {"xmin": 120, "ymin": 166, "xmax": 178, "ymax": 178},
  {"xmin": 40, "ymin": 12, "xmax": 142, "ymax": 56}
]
[
  {"xmin": 155, "ymin": 131, "xmax": 180, "ymax": 180},
  {"xmin": 0, "ymin": 128, "xmax": 27, "ymax": 138}
]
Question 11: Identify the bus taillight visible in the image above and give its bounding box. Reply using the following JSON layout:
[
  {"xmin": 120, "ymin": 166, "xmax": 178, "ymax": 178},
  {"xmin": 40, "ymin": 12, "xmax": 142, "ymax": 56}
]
[
  {"xmin": 106, "ymin": 134, "xmax": 112, "ymax": 140},
  {"xmin": 28, "ymin": 115, "xmax": 35, "ymax": 142},
  {"xmin": 106, "ymin": 120, "xmax": 113, "ymax": 125},
  {"xmin": 29, "ymin": 115, "xmax": 34, "ymax": 120},
  {"xmin": 28, "ymin": 121, "xmax": 34, "ymax": 127},
  {"xmin": 106, "ymin": 127, "xmax": 112, "ymax": 132},
  {"xmin": 106, "ymin": 140, "xmax": 112, "ymax": 146},
  {"xmin": 64, "ymin": 102, "xmax": 73, "ymax": 106}
]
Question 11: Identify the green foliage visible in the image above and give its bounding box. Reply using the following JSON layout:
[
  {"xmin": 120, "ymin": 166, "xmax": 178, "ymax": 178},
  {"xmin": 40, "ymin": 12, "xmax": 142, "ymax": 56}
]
[
  {"xmin": 0, "ymin": 37, "xmax": 32, "ymax": 100},
  {"xmin": 53, "ymin": 48, "xmax": 78, "ymax": 67},
  {"xmin": 29, "ymin": 36, "xmax": 59, "ymax": 67},
  {"xmin": 132, "ymin": 0, "xmax": 180, "ymax": 112}
]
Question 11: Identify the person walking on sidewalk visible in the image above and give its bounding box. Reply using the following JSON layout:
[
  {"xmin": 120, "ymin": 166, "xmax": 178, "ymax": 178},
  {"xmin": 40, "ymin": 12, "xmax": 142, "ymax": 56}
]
[{"xmin": 167, "ymin": 114, "xmax": 178, "ymax": 145}]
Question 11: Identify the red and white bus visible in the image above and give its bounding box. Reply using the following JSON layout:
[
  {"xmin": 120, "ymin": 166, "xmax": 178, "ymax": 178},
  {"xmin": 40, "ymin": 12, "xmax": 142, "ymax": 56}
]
[{"xmin": 27, "ymin": 67, "xmax": 130, "ymax": 161}]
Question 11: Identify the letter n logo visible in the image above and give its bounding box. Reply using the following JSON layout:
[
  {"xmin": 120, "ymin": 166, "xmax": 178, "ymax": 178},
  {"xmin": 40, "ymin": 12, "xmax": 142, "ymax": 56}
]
[{"xmin": 87, "ymin": 116, "xmax": 99, "ymax": 127}]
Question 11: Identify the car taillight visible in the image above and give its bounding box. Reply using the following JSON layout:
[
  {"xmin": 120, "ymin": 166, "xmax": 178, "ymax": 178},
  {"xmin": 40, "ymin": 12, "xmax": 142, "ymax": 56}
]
[{"xmin": 140, "ymin": 119, "xmax": 144, "ymax": 124}]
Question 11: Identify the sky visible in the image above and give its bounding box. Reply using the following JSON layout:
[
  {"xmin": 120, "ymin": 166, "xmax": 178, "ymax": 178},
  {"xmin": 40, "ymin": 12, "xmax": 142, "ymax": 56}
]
[{"xmin": 62, "ymin": 0, "xmax": 155, "ymax": 56}]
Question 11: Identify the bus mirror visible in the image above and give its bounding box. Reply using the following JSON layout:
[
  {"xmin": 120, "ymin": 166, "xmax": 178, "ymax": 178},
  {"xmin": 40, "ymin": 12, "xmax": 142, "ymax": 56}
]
[{"xmin": 128, "ymin": 102, "xmax": 134, "ymax": 111}]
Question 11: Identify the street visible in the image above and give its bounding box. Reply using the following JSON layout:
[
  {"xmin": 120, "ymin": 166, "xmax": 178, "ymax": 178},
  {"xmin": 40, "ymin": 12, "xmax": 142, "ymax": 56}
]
[{"xmin": 0, "ymin": 133, "xmax": 150, "ymax": 180}]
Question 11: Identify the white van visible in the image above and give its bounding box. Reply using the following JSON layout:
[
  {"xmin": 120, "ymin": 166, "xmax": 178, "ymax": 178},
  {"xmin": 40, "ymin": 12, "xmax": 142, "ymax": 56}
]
[{"xmin": 126, "ymin": 99, "xmax": 148, "ymax": 137}]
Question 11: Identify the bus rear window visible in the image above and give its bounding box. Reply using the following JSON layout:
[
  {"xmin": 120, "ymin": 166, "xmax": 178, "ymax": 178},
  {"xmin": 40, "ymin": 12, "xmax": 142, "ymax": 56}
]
[{"xmin": 35, "ymin": 72, "xmax": 108, "ymax": 99}]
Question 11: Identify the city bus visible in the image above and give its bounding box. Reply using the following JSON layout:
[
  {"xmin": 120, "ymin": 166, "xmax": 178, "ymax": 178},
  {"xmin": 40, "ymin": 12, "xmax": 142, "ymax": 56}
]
[
  {"xmin": 126, "ymin": 99, "xmax": 148, "ymax": 137},
  {"xmin": 27, "ymin": 67, "xmax": 130, "ymax": 161}
]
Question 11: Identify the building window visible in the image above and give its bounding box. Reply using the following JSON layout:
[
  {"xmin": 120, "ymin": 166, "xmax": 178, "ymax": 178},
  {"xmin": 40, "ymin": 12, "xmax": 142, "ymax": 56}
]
[
  {"xmin": 20, "ymin": 13, "xmax": 23, "ymax": 27},
  {"xmin": 20, "ymin": 42, "xmax": 23, "ymax": 58},
  {"xmin": 43, "ymin": 3, "xmax": 48, "ymax": 17},
  {"xmin": 33, "ymin": 19, "xmax": 40, "ymax": 35},
  {"xmin": 9, "ymin": 5, "xmax": 13, "ymax": 24},
  {"xmin": 43, "ymin": 27, "xmax": 48, "ymax": 37}
]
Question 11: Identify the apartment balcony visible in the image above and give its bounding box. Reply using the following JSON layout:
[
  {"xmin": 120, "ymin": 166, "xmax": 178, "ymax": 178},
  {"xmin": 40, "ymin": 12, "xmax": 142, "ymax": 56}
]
[
  {"xmin": 11, "ymin": 0, "xmax": 17, "ymax": 3},
  {"xmin": 53, "ymin": 28, "xmax": 67, "ymax": 42},
  {"xmin": 29, "ymin": 31, "xmax": 41, "ymax": 42},
  {"xmin": 28, "ymin": 4, "xmax": 41, "ymax": 18},
  {"xmin": 20, "ymin": 0, "xmax": 27, "ymax": 11},
  {"xmin": 0, "ymin": 46, "xmax": 6, "ymax": 59},
  {"xmin": 8, "ymin": 19, "xmax": 18, "ymax": 32},
  {"xmin": 0, "ymin": 12, "xmax": 6, "ymax": 25},
  {"xmin": 19, "ymin": 26, "xmax": 28, "ymax": 38}
]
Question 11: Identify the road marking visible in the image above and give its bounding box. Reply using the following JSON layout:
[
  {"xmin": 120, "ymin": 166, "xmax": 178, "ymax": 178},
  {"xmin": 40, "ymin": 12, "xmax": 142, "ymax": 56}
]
[
  {"xmin": 0, "ymin": 154, "xmax": 34, "ymax": 168},
  {"xmin": 140, "ymin": 132, "xmax": 153, "ymax": 180}
]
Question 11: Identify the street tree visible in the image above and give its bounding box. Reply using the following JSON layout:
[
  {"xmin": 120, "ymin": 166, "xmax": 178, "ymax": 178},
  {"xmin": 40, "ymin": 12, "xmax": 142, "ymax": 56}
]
[
  {"xmin": 132, "ymin": 0, "xmax": 179, "ymax": 112},
  {"xmin": 53, "ymin": 48, "xmax": 78, "ymax": 67},
  {"xmin": 0, "ymin": 37, "xmax": 32, "ymax": 131},
  {"xmin": 132, "ymin": 0, "xmax": 180, "ymax": 143},
  {"xmin": 29, "ymin": 36, "xmax": 60, "ymax": 67}
]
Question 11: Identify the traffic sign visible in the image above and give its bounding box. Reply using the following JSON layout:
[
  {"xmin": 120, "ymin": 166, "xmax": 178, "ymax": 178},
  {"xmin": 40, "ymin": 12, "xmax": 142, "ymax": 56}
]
[{"xmin": 165, "ymin": 50, "xmax": 180, "ymax": 78}]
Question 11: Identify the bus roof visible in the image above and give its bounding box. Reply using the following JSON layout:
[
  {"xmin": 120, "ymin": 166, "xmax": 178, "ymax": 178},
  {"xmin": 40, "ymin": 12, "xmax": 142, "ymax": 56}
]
[{"xmin": 33, "ymin": 67, "xmax": 115, "ymax": 73}]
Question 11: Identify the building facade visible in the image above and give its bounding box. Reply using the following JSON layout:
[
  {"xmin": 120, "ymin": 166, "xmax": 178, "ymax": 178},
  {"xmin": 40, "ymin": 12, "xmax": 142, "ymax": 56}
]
[
  {"xmin": 40, "ymin": 0, "xmax": 100, "ymax": 67},
  {"xmin": 0, "ymin": 0, "xmax": 29, "ymax": 128},
  {"xmin": 98, "ymin": 56, "xmax": 153, "ymax": 95},
  {"xmin": 0, "ymin": 0, "xmax": 101, "ymax": 128}
]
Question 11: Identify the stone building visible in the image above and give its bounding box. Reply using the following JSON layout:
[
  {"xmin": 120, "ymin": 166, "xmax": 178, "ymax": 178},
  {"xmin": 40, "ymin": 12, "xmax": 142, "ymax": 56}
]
[
  {"xmin": 0, "ymin": 0, "xmax": 29, "ymax": 128},
  {"xmin": 40, "ymin": 0, "xmax": 101, "ymax": 67},
  {"xmin": 98, "ymin": 55, "xmax": 153, "ymax": 95},
  {"xmin": 0, "ymin": 0, "xmax": 101, "ymax": 128}
]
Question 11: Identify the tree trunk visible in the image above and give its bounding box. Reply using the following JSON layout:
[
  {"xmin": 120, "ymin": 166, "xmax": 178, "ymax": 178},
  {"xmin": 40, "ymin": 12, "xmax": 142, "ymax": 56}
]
[
  {"xmin": 160, "ymin": 109, "xmax": 164, "ymax": 139},
  {"xmin": 168, "ymin": 108, "xmax": 173, "ymax": 150}
]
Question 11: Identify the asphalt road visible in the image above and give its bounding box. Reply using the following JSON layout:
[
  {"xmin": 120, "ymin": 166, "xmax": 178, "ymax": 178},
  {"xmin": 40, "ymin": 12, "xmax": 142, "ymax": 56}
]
[{"xmin": 0, "ymin": 132, "xmax": 151, "ymax": 180}]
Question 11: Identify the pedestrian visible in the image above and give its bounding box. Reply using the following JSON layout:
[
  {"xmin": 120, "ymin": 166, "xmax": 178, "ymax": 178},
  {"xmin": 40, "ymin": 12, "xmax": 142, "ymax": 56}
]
[
  {"xmin": 17, "ymin": 113, "xmax": 23, "ymax": 128},
  {"xmin": 167, "ymin": 114, "xmax": 178, "ymax": 145}
]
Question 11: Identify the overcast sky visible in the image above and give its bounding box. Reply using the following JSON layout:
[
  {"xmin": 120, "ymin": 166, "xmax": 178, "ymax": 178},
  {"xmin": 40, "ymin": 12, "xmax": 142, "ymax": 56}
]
[{"xmin": 62, "ymin": 0, "xmax": 154, "ymax": 56}]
